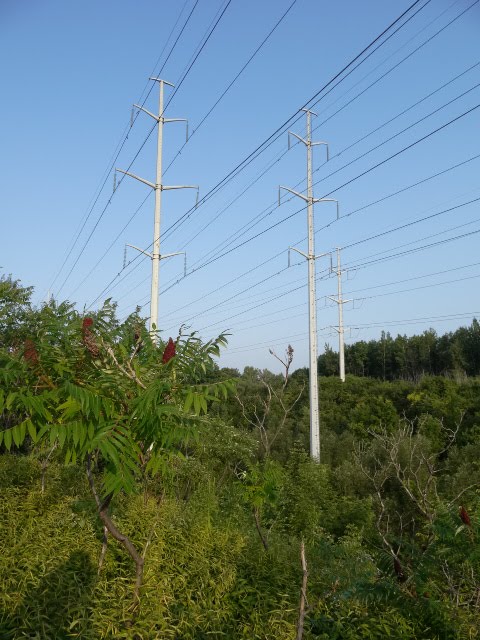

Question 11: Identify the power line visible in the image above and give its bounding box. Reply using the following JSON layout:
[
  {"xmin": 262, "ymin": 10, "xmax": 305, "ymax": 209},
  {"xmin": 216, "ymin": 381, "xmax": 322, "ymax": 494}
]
[
  {"xmin": 48, "ymin": 0, "xmax": 198, "ymax": 295},
  {"xmin": 225, "ymin": 311, "xmax": 480, "ymax": 356},
  {"xmin": 57, "ymin": 0, "xmax": 226, "ymax": 298},
  {"xmin": 182, "ymin": 60, "xmax": 480, "ymax": 263},
  {"xmin": 159, "ymin": 0, "xmax": 431, "ymax": 240},
  {"xmin": 183, "ymin": 81, "xmax": 480, "ymax": 272},
  {"xmin": 66, "ymin": 1, "xmax": 300, "ymax": 300},
  {"xmin": 171, "ymin": 213, "xmax": 480, "ymax": 334},
  {"xmin": 86, "ymin": 0, "xmax": 435, "ymax": 307},
  {"xmin": 163, "ymin": 0, "xmax": 299, "ymax": 175},
  {"xmin": 182, "ymin": 103, "xmax": 480, "ymax": 276},
  {"xmin": 90, "ymin": 0, "xmax": 476, "ymax": 311},
  {"xmin": 343, "ymin": 196, "xmax": 480, "ymax": 250},
  {"xmin": 168, "ymin": 2, "xmax": 476, "ymax": 259},
  {"xmin": 116, "ymin": 148, "xmax": 480, "ymax": 321},
  {"xmin": 308, "ymin": 0, "xmax": 480, "ymax": 137}
]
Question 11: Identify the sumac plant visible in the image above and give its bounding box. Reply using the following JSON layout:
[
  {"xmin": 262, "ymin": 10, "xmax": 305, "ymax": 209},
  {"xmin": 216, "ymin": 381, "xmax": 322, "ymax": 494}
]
[{"xmin": 0, "ymin": 296, "xmax": 233, "ymax": 611}]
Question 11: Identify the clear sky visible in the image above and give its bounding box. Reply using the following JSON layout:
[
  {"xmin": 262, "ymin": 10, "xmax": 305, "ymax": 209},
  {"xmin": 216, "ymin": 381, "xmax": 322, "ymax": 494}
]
[{"xmin": 1, "ymin": 0, "xmax": 479, "ymax": 373}]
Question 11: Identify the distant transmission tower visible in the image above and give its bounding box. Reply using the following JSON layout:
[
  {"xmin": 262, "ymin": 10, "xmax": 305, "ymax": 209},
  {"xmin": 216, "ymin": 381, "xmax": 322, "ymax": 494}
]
[
  {"xmin": 279, "ymin": 109, "xmax": 338, "ymax": 462},
  {"xmin": 328, "ymin": 247, "xmax": 351, "ymax": 383},
  {"xmin": 116, "ymin": 78, "xmax": 198, "ymax": 340}
]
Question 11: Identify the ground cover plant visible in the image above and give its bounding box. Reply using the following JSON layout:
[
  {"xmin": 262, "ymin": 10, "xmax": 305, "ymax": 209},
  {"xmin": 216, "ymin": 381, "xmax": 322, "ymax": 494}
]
[{"xmin": 0, "ymin": 274, "xmax": 479, "ymax": 638}]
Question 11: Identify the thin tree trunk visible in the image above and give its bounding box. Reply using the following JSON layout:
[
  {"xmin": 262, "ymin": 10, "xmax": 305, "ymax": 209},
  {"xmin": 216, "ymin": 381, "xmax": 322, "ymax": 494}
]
[
  {"xmin": 86, "ymin": 456, "xmax": 144, "ymax": 607},
  {"xmin": 296, "ymin": 540, "xmax": 308, "ymax": 640},
  {"xmin": 253, "ymin": 507, "xmax": 269, "ymax": 551},
  {"xmin": 98, "ymin": 525, "xmax": 108, "ymax": 574}
]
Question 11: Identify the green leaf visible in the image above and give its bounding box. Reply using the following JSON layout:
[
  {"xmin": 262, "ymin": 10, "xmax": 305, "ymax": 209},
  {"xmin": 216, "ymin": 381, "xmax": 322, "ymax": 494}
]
[
  {"xmin": 12, "ymin": 425, "xmax": 22, "ymax": 447},
  {"xmin": 4, "ymin": 429, "xmax": 12, "ymax": 451},
  {"xmin": 5, "ymin": 392, "xmax": 16, "ymax": 410},
  {"xmin": 49, "ymin": 424, "xmax": 58, "ymax": 446},
  {"xmin": 58, "ymin": 426, "xmax": 67, "ymax": 449},
  {"xmin": 193, "ymin": 393, "xmax": 201, "ymax": 415},
  {"xmin": 72, "ymin": 422, "xmax": 80, "ymax": 446},
  {"xmin": 27, "ymin": 420, "xmax": 37, "ymax": 442},
  {"xmin": 184, "ymin": 391, "xmax": 193, "ymax": 413}
]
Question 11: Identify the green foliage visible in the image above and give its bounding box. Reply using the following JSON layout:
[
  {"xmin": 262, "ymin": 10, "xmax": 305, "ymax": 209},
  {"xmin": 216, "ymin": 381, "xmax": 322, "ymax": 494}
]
[
  {"xmin": 317, "ymin": 320, "xmax": 480, "ymax": 380},
  {"xmin": 2, "ymin": 277, "xmax": 480, "ymax": 638}
]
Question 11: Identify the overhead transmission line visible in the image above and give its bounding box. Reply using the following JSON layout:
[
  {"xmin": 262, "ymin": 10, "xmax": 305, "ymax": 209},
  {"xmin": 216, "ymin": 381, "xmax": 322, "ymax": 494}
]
[
  {"xmin": 169, "ymin": 103, "xmax": 480, "ymax": 278},
  {"xmin": 227, "ymin": 311, "xmax": 480, "ymax": 355},
  {"xmin": 307, "ymin": 0, "xmax": 479, "ymax": 139},
  {"xmin": 160, "ymin": 0, "xmax": 432, "ymax": 241},
  {"xmin": 197, "ymin": 267, "xmax": 480, "ymax": 335},
  {"xmin": 49, "ymin": 0, "xmax": 198, "ymax": 296},
  {"xmin": 110, "ymin": 4, "xmax": 480, "ymax": 309},
  {"xmin": 129, "ymin": 148, "xmax": 480, "ymax": 319},
  {"xmin": 183, "ymin": 77, "xmax": 480, "ymax": 271},
  {"xmin": 87, "ymin": 0, "xmax": 434, "ymax": 307},
  {"xmin": 56, "ymin": 0, "xmax": 230, "ymax": 298},
  {"xmin": 115, "ymin": 126, "xmax": 480, "ymax": 318},
  {"xmin": 163, "ymin": 0, "xmax": 299, "ymax": 175},
  {"xmin": 171, "ymin": 0, "xmax": 478, "ymax": 256},
  {"xmin": 163, "ymin": 201, "xmax": 480, "ymax": 333},
  {"xmin": 69, "ymin": 0, "xmax": 298, "ymax": 302},
  {"xmin": 94, "ymin": 0, "xmax": 478, "ymax": 312}
]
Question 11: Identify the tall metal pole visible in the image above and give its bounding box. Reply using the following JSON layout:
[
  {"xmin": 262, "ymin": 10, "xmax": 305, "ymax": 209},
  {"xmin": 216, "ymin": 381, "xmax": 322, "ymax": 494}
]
[
  {"xmin": 305, "ymin": 111, "xmax": 320, "ymax": 460},
  {"xmin": 336, "ymin": 247, "xmax": 345, "ymax": 382},
  {"xmin": 279, "ymin": 110, "xmax": 338, "ymax": 462},
  {"xmin": 116, "ymin": 78, "xmax": 198, "ymax": 342},
  {"xmin": 150, "ymin": 80, "xmax": 165, "ymax": 335},
  {"xmin": 328, "ymin": 247, "xmax": 350, "ymax": 382}
]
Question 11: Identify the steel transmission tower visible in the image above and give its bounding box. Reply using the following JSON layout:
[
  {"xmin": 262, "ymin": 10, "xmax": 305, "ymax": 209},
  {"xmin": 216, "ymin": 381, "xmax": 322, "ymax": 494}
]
[
  {"xmin": 279, "ymin": 109, "xmax": 338, "ymax": 461},
  {"xmin": 116, "ymin": 78, "xmax": 198, "ymax": 340},
  {"xmin": 328, "ymin": 247, "xmax": 351, "ymax": 383}
]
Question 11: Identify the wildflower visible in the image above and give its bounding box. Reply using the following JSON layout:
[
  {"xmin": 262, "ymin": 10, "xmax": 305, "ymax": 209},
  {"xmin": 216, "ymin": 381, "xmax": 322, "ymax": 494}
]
[
  {"xmin": 24, "ymin": 339, "xmax": 38, "ymax": 364},
  {"xmin": 82, "ymin": 317, "xmax": 99, "ymax": 357},
  {"xmin": 459, "ymin": 506, "xmax": 471, "ymax": 527},
  {"xmin": 162, "ymin": 337, "xmax": 176, "ymax": 364}
]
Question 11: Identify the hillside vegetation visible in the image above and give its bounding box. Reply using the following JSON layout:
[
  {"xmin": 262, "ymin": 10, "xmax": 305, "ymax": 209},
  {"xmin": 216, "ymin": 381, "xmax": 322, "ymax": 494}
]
[{"xmin": 1, "ymin": 275, "xmax": 479, "ymax": 639}]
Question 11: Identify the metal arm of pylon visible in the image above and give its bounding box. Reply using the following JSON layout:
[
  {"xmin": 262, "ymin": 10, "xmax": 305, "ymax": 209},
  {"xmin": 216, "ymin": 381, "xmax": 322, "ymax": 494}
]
[
  {"xmin": 279, "ymin": 185, "xmax": 308, "ymax": 204},
  {"xmin": 327, "ymin": 295, "xmax": 352, "ymax": 305},
  {"xmin": 125, "ymin": 246, "xmax": 187, "ymax": 274},
  {"xmin": 288, "ymin": 130, "xmax": 330, "ymax": 160},
  {"xmin": 115, "ymin": 168, "xmax": 156, "ymax": 190},
  {"xmin": 126, "ymin": 244, "xmax": 153, "ymax": 259},
  {"xmin": 149, "ymin": 77, "xmax": 174, "ymax": 86},
  {"xmin": 288, "ymin": 247, "xmax": 333, "ymax": 265},
  {"xmin": 279, "ymin": 186, "xmax": 339, "ymax": 218},
  {"xmin": 115, "ymin": 168, "xmax": 198, "ymax": 202},
  {"xmin": 160, "ymin": 251, "xmax": 187, "ymax": 277},
  {"xmin": 134, "ymin": 103, "xmax": 189, "ymax": 141}
]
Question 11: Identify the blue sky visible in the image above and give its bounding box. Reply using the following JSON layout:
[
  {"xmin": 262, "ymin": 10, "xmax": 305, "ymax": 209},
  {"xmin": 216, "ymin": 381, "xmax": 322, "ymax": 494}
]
[{"xmin": 1, "ymin": 0, "xmax": 479, "ymax": 372}]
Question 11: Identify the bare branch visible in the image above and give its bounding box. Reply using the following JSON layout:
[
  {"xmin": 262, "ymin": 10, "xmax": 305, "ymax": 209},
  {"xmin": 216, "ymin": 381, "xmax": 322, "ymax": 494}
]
[{"xmin": 296, "ymin": 539, "xmax": 308, "ymax": 640}]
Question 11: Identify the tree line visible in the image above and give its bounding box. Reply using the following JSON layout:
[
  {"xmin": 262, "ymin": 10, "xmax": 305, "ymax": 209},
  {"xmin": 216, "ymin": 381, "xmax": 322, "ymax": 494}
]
[{"xmin": 314, "ymin": 320, "xmax": 480, "ymax": 381}]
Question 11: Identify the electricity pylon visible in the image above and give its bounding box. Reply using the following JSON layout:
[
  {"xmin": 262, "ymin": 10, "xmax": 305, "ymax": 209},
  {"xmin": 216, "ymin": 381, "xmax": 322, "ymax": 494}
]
[
  {"xmin": 328, "ymin": 247, "xmax": 351, "ymax": 382},
  {"xmin": 279, "ymin": 109, "xmax": 338, "ymax": 462},
  {"xmin": 116, "ymin": 78, "xmax": 198, "ymax": 340}
]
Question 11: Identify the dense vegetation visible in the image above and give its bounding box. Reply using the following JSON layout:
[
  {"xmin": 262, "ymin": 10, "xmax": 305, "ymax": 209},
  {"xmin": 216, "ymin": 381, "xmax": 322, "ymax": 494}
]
[
  {"xmin": 317, "ymin": 321, "xmax": 480, "ymax": 380},
  {"xmin": 1, "ymin": 274, "xmax": 479, "ymax": 639}
]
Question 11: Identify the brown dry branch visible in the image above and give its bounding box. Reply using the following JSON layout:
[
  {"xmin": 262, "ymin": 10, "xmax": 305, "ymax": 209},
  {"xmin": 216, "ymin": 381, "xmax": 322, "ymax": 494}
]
[
  {"xmin": 296, "ymin": 539, "xmax": 308, "ymax": 640},
  {"xmin": 102, "ymin": 342, "xmax": 146, "ymax": 389},
  {"xmin": 236, "ymin": 345, "xmax": 304, "ymax": 457},
  {"xmin": 253, "ymin": 506, "xmax": 269, "ymax": 551},
  {"xmin": 86, "ymin": 455, "xmax": 144, "ymax": 610}
]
